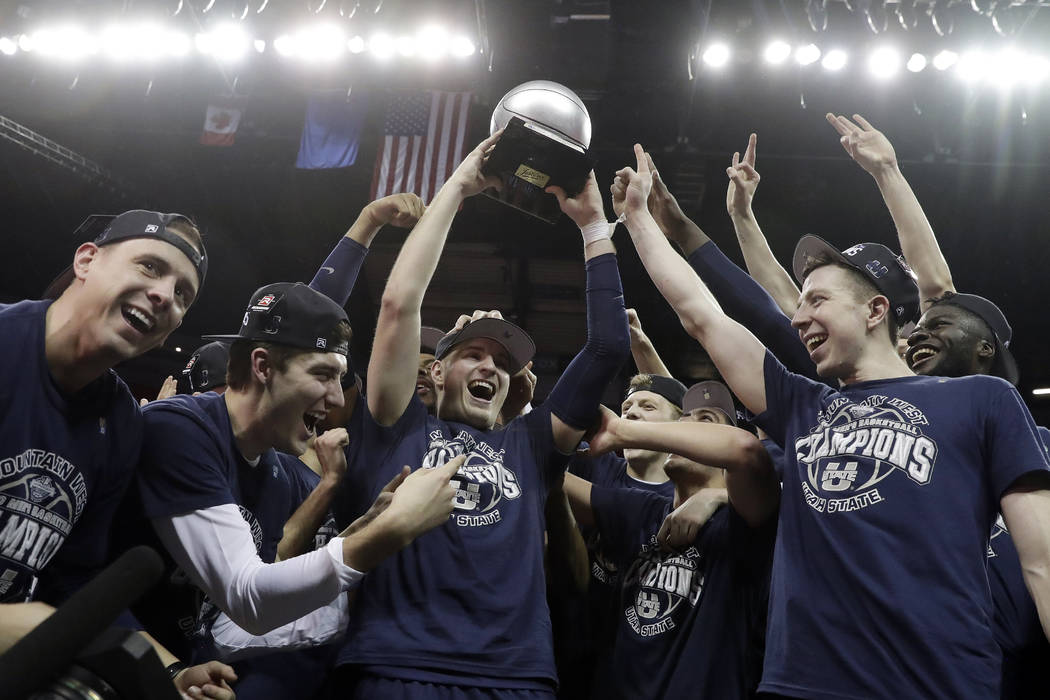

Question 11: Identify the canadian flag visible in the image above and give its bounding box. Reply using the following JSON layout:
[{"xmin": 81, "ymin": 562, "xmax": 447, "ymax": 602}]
[{"xmin": 200, "ymin": 104, "xmax": 242, "ymax": 147}]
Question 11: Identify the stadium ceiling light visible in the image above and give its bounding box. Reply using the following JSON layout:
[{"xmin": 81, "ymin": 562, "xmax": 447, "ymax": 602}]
[
  {"xmin": 254, "ymin": 39, "xmax": 266, "ymax": 53},
  {"xmin": 199, "ymin": 23, "xmax": 250, "ymax": 62},
  {"xmin": 763, "ymin": 40, "xmax": 792, "ymax": 65},
  {"xmin": 0, "ymin": 36, "xmax": 16, "ymax": 55},
  {"xmin": 369, "ymin": 32, "xmax": 395, "ymax": 60},
  {"xmin": 906, "ymin": 53, "xmax": 928, "ymax": 72},
  {"xmin": 821, "ymin": 49, "xmax": 848, "ymax": 71},
  {"xmin": 395, "ymin": 35, "xmax": 415, "ymax": 57},
  {"xmin": 702, "ymin": 43, "xmax": 730, "ymax": 68},
  {"xmin": 299, "ymin": 23, "xmax": 346, "ymax": 62},
  {"xmin": 416, "ymin": 25, "xmax": 448, "ymax": 61},
  {"xmin": 347, "ymin": 35, "xmax": 366, "ymax": 54},
  {"xmin": 1023, "ymin": 56, "xmax": 1050, "ymax": 86},
  {"xmin": 868, "ymin": 46, "xmax": 900, "ymax": 79},
  {"xmin": 932, "ymin": 49, "xmax": 958, "ymax": 71},
  {"xmin": 1033, "ymin": 387, "xmax": 1050, "ymax": 396},
  {"xmin": 17, "ymin": 33, "xmax": 34, "ymax": 52},
  {"xmin": 273, "ymin": 33, "xmax": 296, "ymax": 56},
  {"xmin": 956, "ymin": 50, "xmax": 988, "ymax": 82},
  {"xmin": 34, "ymin": 26, "xmax": 97, "ymax": 61},
  {"xmin": 795, "ymin": 43, "xmax": 821, "ymax": 66},
  {"xmin": 449, "ymin": 35, "xmax": 476, "ymax": 58}
]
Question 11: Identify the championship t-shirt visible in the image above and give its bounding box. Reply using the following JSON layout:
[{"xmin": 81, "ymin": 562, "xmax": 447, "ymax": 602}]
[
  {"xmin": 592, "ymin": 487, "xmax": 772, "ymax": 700},
  {"xmin": 0, "ymin": 300, "xmax": 142, "ymax": 605},
  {"xmin": 755, "ymin": 350, "xmax": 1050, "ymax": 700},
  {"xmin": 334, "ymin": 395, "xmax": 569, "ymax": 688}
]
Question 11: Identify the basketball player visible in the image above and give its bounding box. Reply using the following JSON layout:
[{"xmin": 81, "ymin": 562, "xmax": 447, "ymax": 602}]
[{"xmin": 616, "ymin": 144, "xmax": 1050, "ymax": 699}]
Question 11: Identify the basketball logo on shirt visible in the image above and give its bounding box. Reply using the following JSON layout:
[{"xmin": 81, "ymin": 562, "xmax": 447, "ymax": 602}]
[
  {"xmin": 622, "ymin": 537, "xmax": 704, "ymax": 638},
  {"xmin": 794, "ymin": 395, "xmax": 939, "ymax": 514},
  {"xmin": 237, "ymin": 506, "xmax": 265, "ymax": 554},
  {"xmin": 987, "ymin": 514, "xmax": 1008, "ymax": 558},
  {"xmin": 421, "ymin": 429, "xmax": 521, "ymax": 528}
]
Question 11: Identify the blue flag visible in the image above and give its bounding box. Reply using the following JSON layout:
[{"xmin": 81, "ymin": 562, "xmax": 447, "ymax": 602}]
[{"xmin": 295, "ymin": 90, "xmax": 368, "ymax": 169}]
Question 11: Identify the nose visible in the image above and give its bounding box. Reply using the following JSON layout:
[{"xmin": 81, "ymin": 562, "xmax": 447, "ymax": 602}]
[
  {"xmin": 790, "ymin": 305, "xmax": 809, "ymax": 332},
  {"xmin": 623, "ymin": 406, "xmax": 641, "ymax": 421},
  {"xmin": 906, "ymin": 327, "xmax": 928, "ymax": 347},
  {"xmin": 146, "ymin": 277, "xmax": 176, "ymax": 310},
  {"xmin": 477, "ymin": 353, "xmax": 497, "ymax": 375},
  {"xmin": 327, "ymin": 379, "xmax": 346, "ymax": 409}
]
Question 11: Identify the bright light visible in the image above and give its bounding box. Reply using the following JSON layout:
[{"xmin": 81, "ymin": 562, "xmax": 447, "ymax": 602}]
[
  {"xmin": 932, "ymin": 50, "xmax": 958, "ymax": 71},
  {"xmin": 906, "ymin": 53, "xmax": 928, "ymax": 72},
  {"xmin": 197, "ymin": 23, "xmax": 250, "ymax": 62},
  {"xmin": 867, "ymin": 46, "xmax": 900, "ymax": 79},
  {"xmin": 702, "ymin": 43, "xmax": 730, "ymax": 68},
  {"xmin": 273, "ymin": 34, "xmax": 295, "ymax": 56},
  {"xmin": 416, "ymin": 25, "xmax": 448, "ymax": 61},
  {"xmin": 1021, "ymin": 55, "xmax": 1050, "ymax": 85},
  {"xmin": 821, "ymin": 49, "xmax": 848, "ymax": 71},
  {"xmin": 1033, "ymin": 387, "xmax": 1050, "ymax": 396},
  {"xmin": 163, "ymin": 29, "xmax": 190, "ymax": 57},
  {"xmin": 795, "ymin": 43, "xmax": 821, "ymax": 66},
  {"xmin": 254, "ymin": 39, "xmax": 266, "ymax": 53},
  {"xmin": 17, "ymin": 34, "xmax": 34, "ymax": 52},
  {"xmin": 299, "ymin": 24, "xmax": 346, "ymax": 62},
  {"xmin": 0, "ymin": 36, "xmax": 15, "ymax": 56},
  {"xmin": 396, "ymin": 35, "xmax": 415, "ymax": 57},
  {"xmin": 763, "ymin": 40, "xmax": 791, "ymax": 65},
  {"xmin": 347, "ymin": 35, "xmax": 366, "ymax": 54},
  {"xmin": 32, "ymin": 26, "xmax": 98, "ymax": 61},
  {"xmin": 987, "ymin": 49, "xmax": 1027, "ymax": 87},
  {"xmin": 369, "ymin": 32, "xmax": 395, "ymax": 60},
  {"xmin": 175, "ymin": 347, "xmax": 182, "ymax": 353},
  {"xmin": 101, "ymin": 25, "xmax": 140, "ymax": 60},
  {"xmin": 449, "ymin": 35, "xmax": 475, "ymax": 58},
  {"xmin": 956, "ymin": 51, "xmax": 988, "ymax": 82}
]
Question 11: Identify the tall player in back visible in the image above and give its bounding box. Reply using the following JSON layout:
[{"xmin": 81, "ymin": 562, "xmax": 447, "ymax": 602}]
[{"xmin": 615, "ymin": 144, "xmax": 1050, "ymax": 700}]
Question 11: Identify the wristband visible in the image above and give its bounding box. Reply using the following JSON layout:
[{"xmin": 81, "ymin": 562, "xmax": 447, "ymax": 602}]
[
  {"xmin": 166, "ymin": 661, "xmax": 189, "ymax": 681},
  {"xmin": 579, "ymin": 219, "xmax": 612, "ymax": 246}
]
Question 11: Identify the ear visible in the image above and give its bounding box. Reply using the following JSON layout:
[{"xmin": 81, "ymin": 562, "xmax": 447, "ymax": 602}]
[
  {"xmin": 430, "ymin": 359, "xmax": 446, "ymax": 391},
  {"xmin": 72, "ymin": 242, "xmax": 102, "ymax": 282},
  {"xmin": 250, "ymin": 347, "xmax": 274, "ymax": 386},
  {"xmin": 866, "ymin": 294, "xmax": 891, "ymax": 333},
  {"xmin": 976, "ymin": 338, "xmax": 996, "ymax": 361}
]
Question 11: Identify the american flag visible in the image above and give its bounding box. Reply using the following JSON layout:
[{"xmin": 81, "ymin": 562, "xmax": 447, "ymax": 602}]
[{"xmin": 371, "ymin": 90, "xmax": 472, "ymax": 204}]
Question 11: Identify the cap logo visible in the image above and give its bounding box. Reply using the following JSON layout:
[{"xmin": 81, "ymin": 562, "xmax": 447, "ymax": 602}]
[
  {"xmin": 316, "ymin": 338, "xmax": 327, "ymax": 349},
  {"xmin": 144, "ymin": 224, "xmax": 159, "ymax": 233},
  {"xmin": 843, "ymin": 244, "xmax": 865, "ymax": 257},
  {"xmin": 703, "ymin": 390, "xmax": 711, "ymax": 400},
  {"xmin": 865, "ymin": 260, "xmax": 889, "ymax": 279},
  {"xmin": 263, "ymin": 315, "xmax": 281, "ymax": 334},
  {"xmin": 256, "ymin": 294, "xmax": 276, "ymax": 307},
  {"xmin": 896, "ymin": 305, "xmax": 904, "ymax": 316},
  {"xmin": 242, "ymin": 311, "xmax": 250, "ymax": 327},
  {"xmin": 183, "ymin": 356, "xmax": 197, "ymax": 372}
]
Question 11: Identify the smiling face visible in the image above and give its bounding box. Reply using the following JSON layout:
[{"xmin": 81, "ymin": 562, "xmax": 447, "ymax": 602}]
[
  {"xmin": 906, "ymin": 304, "xmax": 994, "ymax": 378},
  {"xmin": 72, "ymin": 237, "xmax": 200, "ymax": 361},
  {"xmin": 792, "ymin": 264, "xmax": 884, "ymax": 380},
  {"xmin": 416, "ymin": 352, "xmax": 437, "ymax": 410},
  {"xmin": 620, "ymin": 389, "xmax": 681, "ymax": 464},
  {"xmin": 261, "ymin": 350, "xmax": 347, "ymax": 456},
  {"xmin": 431, "ymin": 338, "xmax": 511, "ymax": 430}
]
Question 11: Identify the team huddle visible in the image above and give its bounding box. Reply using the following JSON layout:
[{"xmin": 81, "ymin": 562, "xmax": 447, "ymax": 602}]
[{"xmin": 2, "ymin": 113, "xmax": 1049, "ymax": 700}]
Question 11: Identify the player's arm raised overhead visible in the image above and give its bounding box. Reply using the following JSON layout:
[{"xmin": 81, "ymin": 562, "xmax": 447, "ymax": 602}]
[
  {"xmin": 827, "ymin": 113, "xmax": 953, "ymax": 310},
  {"xmin": 367, "ymin": 132, "xmax": 502, "ymax": 426},
  {"xmin": 618, "ymin": 144, "xmax": 769, "ymax": 416},
  {"xmin": 725, "ymin": 133, "xmax": 800, "ymax": 317},
  {"xmin": 627, "ymin": 308, "xmax": 673, "ymax": 378}
]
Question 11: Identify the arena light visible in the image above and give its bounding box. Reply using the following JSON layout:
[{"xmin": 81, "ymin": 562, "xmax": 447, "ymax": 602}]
[
  {"xmin": 196, "ymin": 23, "xmax": 250, "ymax": 62},
  {"xmin": 253, "ymin": 39, "xmax": 266, "ymax": 53},
  {"xmin": 298, "ymin": 24, "xmax": 346, "ymax": 62},
  {"xmin": 347, "ymin": 35, "xmax": 366, "ymax": 54},
  {"xmin": 273, "ymin": 33, "xmax": 295, "ymax": 56},
  {"xmin": 416, "ymin": 25, "xmax": 448, "ymax": 61},
  {"xmin": 369, "ymin": 32, "xmax": 395, "ymax": 60},
  {"xmin": 17, "ymin": 33, "xmax": 34, "ymax": 52},
  {"xmin": 1022, "ymin": 55, "xmax": 1050, "ymax": 85},
  {"xmin": 395, "ymin": 35, "xmax": 416, "ymax": 57},
  {"xmin": 867, "ymin": 46, "xmax": 900, "ymax": 79},
  {"xmin": 1033, "ymin": 387, "xmax": 1050, "ymax": 397},
  {"xmin": 449, "ymin": 35, "xmax": 476, "ymax": 58},
  {"xmin": 986, "ymin": 49, "xmax": 1027, "ymax": 88},
  {"xmin": 0, "ymin": 36, "xmax": 16, "ymax": 56},
  {"xmin": 763, "ymin": 40, "xmax": 792, "ymax": 65},
  {"xmin": 956, "ymin": 51, "xmax": 988, "ymax": 82},
  {"xmin": 795, "ymin": 43, "xmax": 821, "ymax": 66},
  {"xmin": 906, "ymin": 52, "xmax": 928, "ymax": 72},
  {"xmin": 32, "ymin": 26, "xmax": 97, "ymax": 61},
  {"xmin": 821, "ymin": 49, "xmax": 848, "ymax": 71},
  {"xmin": 701, "ymin": 43, "xmax": 730, "ymax": 68},
  {"xmin": 932, "ymin": 49, "xmax": 958, "ymax": 71}
]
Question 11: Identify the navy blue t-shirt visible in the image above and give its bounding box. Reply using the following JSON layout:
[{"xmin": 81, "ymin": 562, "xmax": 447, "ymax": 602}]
[
  {"xmin": 756, "ymin": 350, "xmax": 1050, "ymax": 700},
  {"xmin": 0, "ymin": 300, "xmax": 142, "ymax": 605},
  {"xmin": 335, "ymin": 395, "xmax": 569, "ymax": 689},
  {"xmin": 592, "ymin": 486, "xmax": 772, "ymax": 700}
]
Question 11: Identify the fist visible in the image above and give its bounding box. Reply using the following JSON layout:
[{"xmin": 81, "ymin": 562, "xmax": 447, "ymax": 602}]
[{"xmin": 366, "ymin": 193, "xmax": 426, "ymax": 229}]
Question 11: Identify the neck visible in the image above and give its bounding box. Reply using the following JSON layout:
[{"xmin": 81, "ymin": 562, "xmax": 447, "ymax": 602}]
[
  {"xmin": 840, "ymin": 336, "xmax": 913, "ymax": 386},
  {"xmin": 224, "ymin": 388, "xmax": 272, "ymax": 461},
  {"xmin": 626, "ymin": 452, "xmax": 670, "ymax": 483},
  {"xmin": 44, "ymin": 295, "xmax": 125, "ymax": 394},
  {"xmin": 671, "ymin": 469, "xmax": 725, "ymax": 508}
]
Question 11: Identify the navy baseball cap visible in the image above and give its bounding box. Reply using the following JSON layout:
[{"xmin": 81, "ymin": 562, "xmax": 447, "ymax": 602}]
[
  {"xmin": 681, "ymin": 380, "xmax": 737, "ymax": 425},
  {"xmin": 932, "ymin": 292, "xmax": 1019, "ymax": 385},
  {"xmin": 434, "ymin": 317, "xmax": 535, "ymax": 375},
  {"xmin": 420, "ymin": 326, "xmax": 445, "ymax": 355},
  {"xmin": 44, "ymin": 210, "xmax": 207, "ymax": 299},
  {"xmin": 180, "ymin": 341, "xmax": 230, "ymax": 393},
  {"xmin": 625, "ymin": 375, "xmax": 688, "ymax": 410},
  {"xmin": 203, "ymin": 282, "xmax": 349, "ymax": 356},
  {"xmin": 792, "ymin": 234, "xmax": 920, "ymax": 327}
]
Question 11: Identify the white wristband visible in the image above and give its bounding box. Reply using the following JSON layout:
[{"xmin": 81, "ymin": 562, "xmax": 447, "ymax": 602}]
[{"xmin": 580, "ymin": 219, "xmax": 613, "ymax": 246}]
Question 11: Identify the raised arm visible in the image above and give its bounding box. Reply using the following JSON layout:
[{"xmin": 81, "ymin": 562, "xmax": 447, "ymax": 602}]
[
  {"xmin": 618, "ymin": 145, "xmax": 769, "ymax": 415},
  {"xmin": 827, "ymin": 113, "xmax": 953, "ymax": 310},
  {"xmin": 587, "ymin": 406, "xmax": 778, "ymax": 526},
  {"xmin": 725, "ymin": 133, "xmax": 800, "ymax": 316},
  {"xmin": 277, "ymin": 429, "xmax": 348, "ymax": 561},
  {"xmin": 1001, "ymin": 474, "xmax": 1050, "ymax": 642},
  {"xmin": 367, "ymin": 133, "xmax": 502, "ymax": 426},
  {"xmin": 627, "ymin": 308, "xmax": 673, "ymax": 378}
]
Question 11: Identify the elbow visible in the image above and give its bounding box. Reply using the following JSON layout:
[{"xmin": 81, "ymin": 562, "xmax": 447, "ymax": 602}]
[
  {"xmin": 731, "ymin": 432, "xmax": 771, "ymax": 474},
  {"xmin": 223, "ymin": 566, "xmax": 272, "ymax": 636},
  {"xmin": 378, "ymin": 292, "xmax": 410, "ymax": 322}
]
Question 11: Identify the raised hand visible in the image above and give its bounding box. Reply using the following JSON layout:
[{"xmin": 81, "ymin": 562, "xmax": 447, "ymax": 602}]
[
  {"xmin": 645, "ymin": 153, "xmax": 688, "ymax": 232},
  {"xmin": 826, "ymin": 113, "xmax": 897, "ymax": 175},
  {"xmin": 364, "ymin": 193, "xmax": 426, "ymax": 230},
  {"xmin": 500, "ymin": 361, "xmax": 536, "ymax": 424},
  {"xmin": 546, "ymin": 171, "xmax": 606, "ymax": 229},
  {"xmin": 614, "ymin": 144, "xmax": 654, "ymax": 220},
  {"xmin": 314, "ymin": 428, "xmax": 349, "ymax": 485},
  {"xmin": 726, "ymin": 133, "xmax": 760, "ymax": 218},
  {"xmin": 448, "ymin": 130, "xmax": 504, "ymax": 197},
  {"xmin": 451, "ymin": 309, "xmax": 504, "ymax": 333},
  {"xmin": 141, "ymin": 375, "xmax": 177, "ymax": 406},
  {"xmin": 656, "ymin": 487, "xmax": 729, "ymax": 551},
  {"xmin": 339, "ymin": 466, "xmax": 410, "ymax": 538}
]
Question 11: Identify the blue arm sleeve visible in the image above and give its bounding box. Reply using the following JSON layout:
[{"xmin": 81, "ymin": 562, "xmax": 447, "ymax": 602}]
[
  {"xmin": 546, "ymin": 253, "xmax": 631, "ymax": 431},
  {"xmin": 687, "ymin": 241, "xmax": 820, "ymax": 381},
  {"xmin": 308, "ymin": 237, "xmax": 369, "ymax": 307}
]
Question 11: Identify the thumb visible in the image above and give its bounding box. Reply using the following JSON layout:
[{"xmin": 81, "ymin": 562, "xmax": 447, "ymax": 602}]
[
  {"xmin": 384, "ymin": 465, "xmax": 412, "ymax": 492},
  {"xmin": 544, "ymin": 185, "xmax": 568, "ymax": 206}
]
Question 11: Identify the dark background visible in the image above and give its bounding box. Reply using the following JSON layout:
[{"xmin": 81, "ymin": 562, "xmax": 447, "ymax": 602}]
[{"xmin": 1, "ymin": 0, "xmax": 1048, "ymax": 424}]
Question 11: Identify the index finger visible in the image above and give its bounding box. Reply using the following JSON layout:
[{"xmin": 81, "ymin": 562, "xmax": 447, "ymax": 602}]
[
  {"xmin": 436, "ymin": 454, "xmax": 467, "ymax": 478},
  {"xmin": 634, "ymin": 144, "xmax": 649, "ymax": 173},
  {"xmin": 852, "ymin": 114, "xmax": 875, "ymax": 131},
  {"xmin": 744, "ymin": 132, "xmax": 757, "ymax": 167},
  {"xmin": 825, "ymin": 112, "xmax": 851, "ymax": 136}
]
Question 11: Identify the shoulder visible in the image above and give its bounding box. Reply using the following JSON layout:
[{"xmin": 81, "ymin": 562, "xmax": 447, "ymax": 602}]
[
  {"xmin": 142, "ymin": 393, "xmax": 224, "ymax": 442},
  {"xmin": 0, "ymin": 299, "xmax": 48, "ymax": 323}
]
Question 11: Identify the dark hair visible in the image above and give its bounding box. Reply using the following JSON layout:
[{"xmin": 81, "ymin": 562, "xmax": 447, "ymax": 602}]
[
  {"xmin": 225, "ymin": 321, "xmax": 352, "ymax": 390},
  {"xmin": 801, "ymin": 256, "xmax": 899, "ymax": 345}
]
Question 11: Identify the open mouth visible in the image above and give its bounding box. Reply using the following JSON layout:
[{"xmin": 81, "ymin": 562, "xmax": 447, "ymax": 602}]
[
  {"xmin": 303, "ymin": 411, "xmax": 325, "ymax": 436},
  {"xmin": 467, "ymin": 379, "xmax": 496, "ymax": 402},
  {"xmin": 908, "ymin": 345, "xmax": 939, "ymax": 368},
  {"xmin": 416, "ymin": 380, "xmax": 432, "ymax": 396},
  {"xmin": 805, "ymin": 333, "xmax": 828, "ymax": 354},
  {"xmin": 121, "ymin": 305, "xmax": 155, "ymax": 334}
]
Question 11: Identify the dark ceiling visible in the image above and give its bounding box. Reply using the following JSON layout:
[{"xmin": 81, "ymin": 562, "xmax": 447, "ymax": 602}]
[{"xmin": 1, "ymin": 0, "xmax": 1048, "ymax": 423}]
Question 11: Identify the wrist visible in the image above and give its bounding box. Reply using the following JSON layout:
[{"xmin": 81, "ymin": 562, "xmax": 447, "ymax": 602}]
[
  {"xmin": 579, "ymin": 218, "xmax": 612, "ymax": 246},
  {"xmin": 166, "ymin": 661, "xmax": 189, "ymax": 682},
  {"xmin": 729, "ymin": 206, "xmax": 755, "ymax": 223},
  {"xmin": 870, "ymin": 161, "xmax": 902, "ymax": 183},
  {"xmin": 319, "ymin": 472, "xmax": 344, "ymax": 489}
]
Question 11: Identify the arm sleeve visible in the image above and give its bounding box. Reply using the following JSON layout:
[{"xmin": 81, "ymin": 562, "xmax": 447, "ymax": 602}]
[
  {"xmin": 209, "ymin": 593, "xmax": 348, "ymax": 661},
  {"xmin": 687, "ymin": 242, "xmax": 820, "ymax": 381},
  {"xmin": 151, "ymin": 504, "xmax": 363, "ymax": 636},
  {"xmin": 308, "ymin": 237, "xmax": 369, "ymax": 307},
  {"xmin": 545, "ymin": 253, "xmax": 631, "ymax": 431}
]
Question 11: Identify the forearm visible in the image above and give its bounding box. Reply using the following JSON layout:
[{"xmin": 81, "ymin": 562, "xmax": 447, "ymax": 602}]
[
  {"xmin": 630, "ymin": 331, "xmax": 673, "ymax": 377},
  {"xmin": 1002, "ymin": 486, "xmax": 1050, "ymax": 642},
  {"xmin": 0, "ymin": 602, "xmax": 54, "ymax": 653},
  {"xmin": 730, "ymin": 209, "xmax": 800, "ymax": 317},
  {"xmin": 210, "ymin": 594, "xmax": 348, "ymax": 661},
  {"xmin": 339, "ymin": 508, "xmax": 414, "ymax": 573},
  {"xmin": 278, "ymin": 477, "xmax": 341, "ymax": 561},
  {"xmin": 613, "ymin": 419, "xmax": 767, "ymax": 473},
  {"xmin": 660, "ymin": 212, "xmax": 710, "ymax": 257},
  {"xmin": 873, "ymin": 165, "xmax": 953, "ymax": 307},
  {"xmin": 561, "ymin": 472, "xmax": 595, "ymax": 528},
  {"xmin": 544, "ymin": 486, "xmax": 591, "ymax": 593},
  {"xmin": 309, "ymin": 237, "xmax": 369, "ymax": 308}
]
